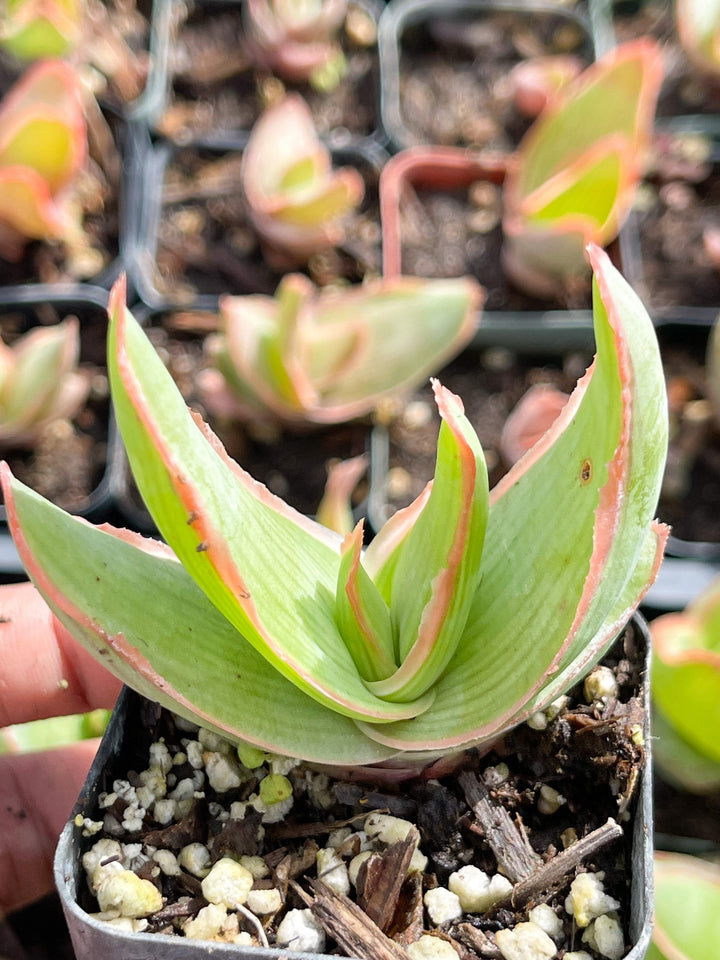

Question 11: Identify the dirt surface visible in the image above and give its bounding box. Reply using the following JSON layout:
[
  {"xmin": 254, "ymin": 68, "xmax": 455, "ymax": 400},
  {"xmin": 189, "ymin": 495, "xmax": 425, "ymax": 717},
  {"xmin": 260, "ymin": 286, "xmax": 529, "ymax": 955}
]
[
  {"xmin": 395, "ymin": 7, "xmax": 593, "ymax": 151},
  {"xmin": 71, "ymin": 624, "xmax": 647, "ymax": 957},
  {"xmin": 143, "ymin": 144, "xmax": 382, "ymax": 303},
  {"xmin": 158, "ymin": 0, "xmax": 381, "ymax": 144}
]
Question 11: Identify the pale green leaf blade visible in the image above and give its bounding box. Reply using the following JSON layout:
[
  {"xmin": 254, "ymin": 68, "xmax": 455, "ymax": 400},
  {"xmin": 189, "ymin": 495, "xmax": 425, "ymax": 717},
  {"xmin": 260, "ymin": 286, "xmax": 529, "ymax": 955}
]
[
  {"xmin": 364, "ymin": 382, "xmax": 489, "ymax": 702},
  {"xmin": 107, "ymin": 280, "xmax": 430, "ymax": 724},
  {"xmin": 1, "ymin": 468, "xmax": 398, "ymax": 766},
  {"xmin": 356, "ymin": 248, "xmax": 667, "ymax": 750},
  {"xmin": 512, "ymin": 39, "xmax": 662, "ymax": 198},
  {"xmin": 651, "ymin": 853, "xmax": 720, "ymax": 960},
  {"xmin": 304, "ymin": 277, "xmax": 482, "ymax": 421},
  {"xmin": 334, "ymin": 521, "xmax": 396, "ymax": 681}
]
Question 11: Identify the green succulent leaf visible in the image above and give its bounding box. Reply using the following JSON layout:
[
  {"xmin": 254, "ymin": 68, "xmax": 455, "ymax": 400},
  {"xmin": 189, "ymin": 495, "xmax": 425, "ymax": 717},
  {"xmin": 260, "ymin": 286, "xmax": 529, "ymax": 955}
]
[
  {"xmin": 0, "ymin": 245, "xmax": 668, "ymax": 772},
  {"xmin": 649, "ymin": 853, "xmax": 720, "ymax": 960},
  {"xmin": 1, "ymin": 475, "xmax": 397, "ymax": 765},
  {"xmin": 503, "ymin": 39, "xmax": 663, "ymax": 291},
  {"xmin": 651, "ymin": 578, "xmax": 720, "ymax": 765}
]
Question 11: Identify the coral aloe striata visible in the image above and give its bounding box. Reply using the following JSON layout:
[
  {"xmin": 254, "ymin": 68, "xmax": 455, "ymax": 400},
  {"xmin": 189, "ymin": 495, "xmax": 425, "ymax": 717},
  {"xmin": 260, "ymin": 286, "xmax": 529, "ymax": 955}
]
[{"xmin": 1, "ymin": 246, "xmax": 668, "ymax": 773}]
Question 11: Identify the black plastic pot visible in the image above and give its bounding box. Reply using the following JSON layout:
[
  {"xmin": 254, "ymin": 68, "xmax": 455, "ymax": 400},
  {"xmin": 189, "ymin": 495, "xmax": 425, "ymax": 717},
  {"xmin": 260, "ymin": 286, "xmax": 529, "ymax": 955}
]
[
  {"xmin": 378, "ymin": 0, "xmax": 603, "ymax": 153},
  {"xmin": 139, "ymin": 0, "xmax": 385, "ymax": 148},
  {"xmin": 129, "ymin": 133, "xmax": 389, "ymax": 310},
  {"xmin": 54, "ymin": 613, "xmax": 655, "ymax": 959},
  {"xmin": 0, "ymin": 283, "xmax": 119, "ymax": 579}
]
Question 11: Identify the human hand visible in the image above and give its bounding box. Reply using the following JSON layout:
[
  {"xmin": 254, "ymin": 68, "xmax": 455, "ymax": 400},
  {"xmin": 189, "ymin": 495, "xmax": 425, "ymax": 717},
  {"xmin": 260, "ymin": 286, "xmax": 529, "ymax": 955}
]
[{"xmin": 0, "ymin": 581, "xmax": 121, "ymax": 915}]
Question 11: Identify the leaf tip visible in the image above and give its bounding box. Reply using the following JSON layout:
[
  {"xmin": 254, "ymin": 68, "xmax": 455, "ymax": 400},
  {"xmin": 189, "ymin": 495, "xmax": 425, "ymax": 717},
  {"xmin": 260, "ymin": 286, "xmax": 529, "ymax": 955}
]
[{"xmin": 431, "ymin": 378, "xmax": 465, "ymax": 419}]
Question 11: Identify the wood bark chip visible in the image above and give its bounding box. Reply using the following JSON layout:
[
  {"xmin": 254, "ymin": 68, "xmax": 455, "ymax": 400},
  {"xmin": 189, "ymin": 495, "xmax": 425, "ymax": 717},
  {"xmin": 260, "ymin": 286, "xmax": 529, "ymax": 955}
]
[
  {"xmin": 459, "ymin": 771, "xmax": 542, "ymax": 882},
  {"xmin": 355, "ymin": 827, "xmax": 419, "ymax": 931},
  {"xmin": 294, "ymin": 879, "xmax": 411, "ymax": 960},
  {"xmin": 460, "ymin": 770, "xmax": 624, "ymax": 908},
  {"xmin": 498, "ymin": 818, "xmax": 624, "ymax": 909},
  {"xmin": 455, "ymin": 923, "xmax": 502, "ymax": 958}
]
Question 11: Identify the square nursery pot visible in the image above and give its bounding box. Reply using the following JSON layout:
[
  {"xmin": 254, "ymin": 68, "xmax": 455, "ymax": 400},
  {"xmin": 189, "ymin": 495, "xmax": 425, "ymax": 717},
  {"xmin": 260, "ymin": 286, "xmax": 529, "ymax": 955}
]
[
  {"xmin": 128, "ymin": 132, "xmax": 388, "ymax": 310},
  {"xmin": 54, "ymin": 613, "xmax": 655, "ymax": 959},
  {"xmin": 0, "ymin": 283, "xmax": 117, "ymax": 580},
  {"xmin": 377, "ymin": 145, "xmax": 633, "ymax": 325},
  {"xmin": 377, "ymin": 0, "xmax": 604, "ymax": 153},
  {"xmin": 140, "ymin": 0, "xmax": 385, "ymax": 148}
]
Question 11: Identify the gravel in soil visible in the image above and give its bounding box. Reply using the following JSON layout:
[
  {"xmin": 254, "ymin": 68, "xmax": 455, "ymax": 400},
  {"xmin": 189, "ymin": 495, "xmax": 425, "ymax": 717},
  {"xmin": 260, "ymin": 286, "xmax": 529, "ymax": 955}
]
[{"xmin": 73, "ymin": 625, "xmax": 647, "ymax": 957}]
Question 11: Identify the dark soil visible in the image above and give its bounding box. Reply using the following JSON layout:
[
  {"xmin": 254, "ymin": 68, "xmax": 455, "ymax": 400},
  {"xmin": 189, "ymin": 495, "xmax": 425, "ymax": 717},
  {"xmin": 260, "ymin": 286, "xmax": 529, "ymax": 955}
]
[
  {"xmin": 158, "ymin": 0, "xmax": 381, "ymax": 144},
  {"xmin": 395, "ymin": 8, "xmax": 594, "ymax": 150},
  {"xmin": 142, "ymin": 143, "xmax": 382, "ymax": 303},
  {"xmin": 653, "ymin": 774, "xmax": 720, "ymax": 848},
  {"xmin": 0, "ymin": 302, "xmax": 110, "ymax": 515},
  {"xmin": 628, "ymin": 137, "xmax": 720, "ymax": 314},
  {"xmin": 379, "ymin": 344, "xmax": 592, "ymax": 518},
  {"xmin": 396, "ymin": 182, "xmax": 597, "ymax": 311},
  {"xmin": 70, "ymin": 623, "xmax": 648, "ymax": 956}
]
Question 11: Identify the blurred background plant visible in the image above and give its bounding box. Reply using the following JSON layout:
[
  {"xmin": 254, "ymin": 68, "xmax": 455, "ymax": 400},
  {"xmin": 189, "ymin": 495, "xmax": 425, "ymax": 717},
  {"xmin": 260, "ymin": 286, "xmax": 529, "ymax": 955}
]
[
  {"xmin": 502, "ymin": 38, "xmax": 663, "ymax": 300},
  {"xmin": 243, "ymin": 0, "xmax": 349, "ymax": 93},
  {"xmin": 648, "ymin": 852, "xmax": 720, "ymax": 960},
  {"xmin": 0, "ymin": 317, "xmax": 89, "ymax": 448},
  {"xmin": 241, "ymin": 92, "xmax": 365, "ymax": 267},
  {"xmin": 650, "ymin": 574, "xmax": 720, "ymax": 794},
  {"xmin": 198, "ymin": 272, "xmax": 482, "ymax": 425}
]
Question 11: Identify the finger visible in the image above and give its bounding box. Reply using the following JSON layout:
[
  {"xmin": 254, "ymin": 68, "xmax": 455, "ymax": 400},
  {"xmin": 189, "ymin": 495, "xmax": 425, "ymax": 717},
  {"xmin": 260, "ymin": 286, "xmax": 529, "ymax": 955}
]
[
  {"xmin": 0, "ymin": 739, "xmax": 100, "ymax": 916},
  {"xmin": 0, "ymin": 581, "xmax": 121, "ymax": 727}
]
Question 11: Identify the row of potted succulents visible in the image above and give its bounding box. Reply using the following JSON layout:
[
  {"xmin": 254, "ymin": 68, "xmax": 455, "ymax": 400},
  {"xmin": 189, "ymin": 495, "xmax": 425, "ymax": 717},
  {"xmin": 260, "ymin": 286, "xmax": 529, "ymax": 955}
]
[{"xmin": 1, "ymin": 1, "xmax": 720, "ymax": 959}]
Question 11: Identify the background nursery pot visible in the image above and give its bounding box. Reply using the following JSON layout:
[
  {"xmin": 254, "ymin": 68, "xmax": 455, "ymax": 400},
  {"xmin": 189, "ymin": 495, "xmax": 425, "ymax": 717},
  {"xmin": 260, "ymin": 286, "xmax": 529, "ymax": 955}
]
[{"xmin": 54, "ymin": 613, "xmax": 655, "ymax": 960}]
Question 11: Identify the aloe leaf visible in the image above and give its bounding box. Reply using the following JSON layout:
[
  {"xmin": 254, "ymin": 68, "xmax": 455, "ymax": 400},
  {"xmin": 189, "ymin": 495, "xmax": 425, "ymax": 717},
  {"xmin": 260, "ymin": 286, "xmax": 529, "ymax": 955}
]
[
  {"xmin": 219, "ymin": 276, "xmax": 317, "ymax": 415},
  {"xmin": 652, "ymin": 617, "xmax": 720, "ymax": 764},
  {"xmin": 364, "ymin": 382, "xmax": 489, "ymax": 703},
  {"xmin": 356, "ymin": 246, "xmax": 666, "ymax": 750},
  {"xmin": 0, "ymin": 469, "xmax": 399, "ymax": 765},
  {"xmin": 650, "ymin": 853, "xmax": 720, "ymax": 960},
  {"xmin": 0, "ymin": 168, "xmax": 69, "ymax": 241},
  {"xmin": 334, "ymin": 521, "xmax": 396, "ymax": 681},
  {"xmin": 107, "ymin": 282, "xmax": 430, "ymax": 724},
  {"xmin": 303, "ymin": 277, "xmax": 482, "ymax": 419},
  {"xmin": 513, "ymin": 39, "xmax": 661, "ymax": 199}
]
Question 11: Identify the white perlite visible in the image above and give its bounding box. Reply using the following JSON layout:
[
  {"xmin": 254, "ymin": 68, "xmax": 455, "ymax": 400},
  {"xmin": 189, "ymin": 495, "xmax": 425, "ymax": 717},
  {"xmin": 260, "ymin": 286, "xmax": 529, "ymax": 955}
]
[
  {"xmin": 495, "ymin": 921, "xmax": 557, "ymax": 960},
  {"xmin": 177, "ymin": 842, "xmax": 212, "ymax": 878},
  {"xmin": 423, "ymin": 887, "xmax": 463, "ymax": 925},
  {"xmin": 276, "ymin": 908, "xmax": 326, "ymax": 952},
  {"xmin": 201, "ymin": 857, "xmax": 254, "ymax": 908},
  {"xmin": 448, "ymin": 865, "xmax": 512, "ymax": 913},
  {"xmin": 565, "ymin": 872, "xmax": 621, "ymax": 928},
  {"xmin": 583, "ymin": 666, "xmax": 619, "ymax": 703},
  {"xmin": 246, "ymin": 888, "xmax": 283, "ymax": 915},
  {"xmin": 406, "ymin": 934, "xmax": 459, "ymax": 959},
  {"xmin": 316, "ymin": 847, "xmax": 351, "ymax": 896},
  {"xmin": 183, "ymin": 902, "xmax": 228, "ymax": 940},
  {"xmin": 527, "ymin": 903, "xmax": 564, "ymax": 940},
  {"xmin": 563, "ymin": 953, "xmax": 594, "ymax": 960},
  {"xmin": 582, "ymin": 914, "xmax": 625, "ymax": 960},
  {"xmin": 95, "ymin": 867, "xmax": 163, "ymax": 918}
]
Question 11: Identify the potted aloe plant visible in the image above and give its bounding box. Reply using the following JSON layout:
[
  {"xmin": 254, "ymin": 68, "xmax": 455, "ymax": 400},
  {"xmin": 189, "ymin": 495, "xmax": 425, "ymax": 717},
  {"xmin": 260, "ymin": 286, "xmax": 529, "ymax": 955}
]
[
  {"xmin": 0, "ymin": 282, "xmax": 115, "ymax": 578},
  {"xmin": 0, "ymin": 243, "xmax": 667, "ymax": 957},
  {"xmin": 379, "ymin": 37, "xmax": 663, "ymax": 312},
  {"xmin": 132, "ymin": 91, "xmax": 386, "ymax": 306},
  {"xmin": 0, "ymin": 56, "xmax": 125, "ymax": 286},
  {"xmin": 146, "ymin": 0, "xmax": 382, "ymax": 145}
]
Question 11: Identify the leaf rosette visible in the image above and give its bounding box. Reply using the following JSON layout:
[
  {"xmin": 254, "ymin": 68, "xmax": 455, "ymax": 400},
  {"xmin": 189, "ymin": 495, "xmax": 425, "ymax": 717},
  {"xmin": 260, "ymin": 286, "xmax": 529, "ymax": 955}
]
[{"xmin": 1, "ymin": 246, "xmax": 668, "ymax": 772}]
